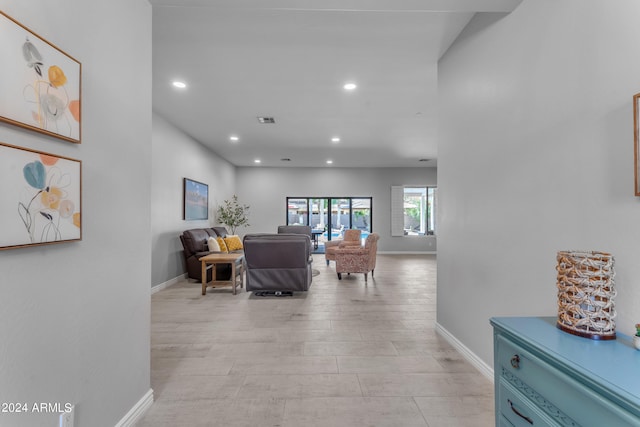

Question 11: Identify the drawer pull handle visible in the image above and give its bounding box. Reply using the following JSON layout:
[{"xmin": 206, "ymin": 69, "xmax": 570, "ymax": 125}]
[
  {"xmin": 508, "ymin": 399, "xmax": 533, "ymax": 425},
  {"xmin": 510, "ymin": 354, "xmax": 520, "ymax": 369}
]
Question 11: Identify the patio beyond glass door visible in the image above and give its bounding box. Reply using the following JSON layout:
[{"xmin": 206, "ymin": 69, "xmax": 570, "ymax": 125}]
[
  {"xmin": 330, "ymin": 198, "xmax": 349, "ymax": 237},
  {"xmin": 310, "ymin": 197, "xmax": 329, "ymax": 232},
  {"xmin": 286, "ymin": 196, "xmax": 373, "ymax": 249},
  {"xmin": 287, "ymin": 198, "xmax": 308, "ymax": 225},
  {"xmin": 351, "ymin": 198, "xmax": 371, "ymax": 239}
]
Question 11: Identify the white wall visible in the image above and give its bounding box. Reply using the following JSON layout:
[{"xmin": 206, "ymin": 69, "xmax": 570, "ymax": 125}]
[
  {"xmin": 438, "ymin": 1, "xmax": 640, "ymax": 365},
  {"xmin": 0, "ymin": 1, "xmax": 151, "ymax": 426},
  {"xmin": 151, "ymin": 113, "xmax": 236, "ymax": 287},
  {"xmin": 236, "ymin": 167, "xmax": 436, "ymax": 252}
]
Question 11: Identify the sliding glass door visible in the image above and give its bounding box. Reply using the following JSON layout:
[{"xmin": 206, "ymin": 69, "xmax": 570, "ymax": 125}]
[
  {"xmin": 310, "ymin": 198, "xmax": 329, "ymax": 231},
  {"xmin": 330, "ymin": 198, "xmax": 349, "ymax": 234},
  {"xmin": 286, "ymin": 196, "xmax": 372, "ymax": 247}
]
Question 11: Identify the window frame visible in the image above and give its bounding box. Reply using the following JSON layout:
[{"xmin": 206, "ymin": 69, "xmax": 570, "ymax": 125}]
[
  {"xmin": 391, "ymin": 186, "xmax": 436, "ymax": 237},
  {"xmin": 286, "ymin": 196, "xmax": 373, "ymax": 240}
]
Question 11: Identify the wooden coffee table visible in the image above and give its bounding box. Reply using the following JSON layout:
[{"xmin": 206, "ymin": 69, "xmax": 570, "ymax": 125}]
[{"xmin": 199, "ymin": 252, "xmax": 244, "ymax": 295}]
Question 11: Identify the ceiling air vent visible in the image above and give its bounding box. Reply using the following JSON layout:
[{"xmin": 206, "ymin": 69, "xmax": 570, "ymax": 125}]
[{"xmin": 257, "ymin": 117, "xmax": 275, "ymax": 124}]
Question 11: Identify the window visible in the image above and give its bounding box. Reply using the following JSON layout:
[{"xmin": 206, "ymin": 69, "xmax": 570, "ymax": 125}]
[
  {"xmin": 286, "ymin": 196, "xmax": 373, "ymax": 244},
  {"xmin": 391, "ymin": 186, "xmax": 436, "ymax": 236}
]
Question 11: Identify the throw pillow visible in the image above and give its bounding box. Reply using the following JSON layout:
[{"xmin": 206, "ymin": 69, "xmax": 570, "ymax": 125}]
[
  {"xmin": 224, "ymin": 235, "xmax": 243, "ymax": 251},
  {"xmin": 216, "ymin": 236, "xmax": 228, "ymax": 253},
  {"xmin": 207, "ymin": 236, "xmax": 220, "ymax": 252}
]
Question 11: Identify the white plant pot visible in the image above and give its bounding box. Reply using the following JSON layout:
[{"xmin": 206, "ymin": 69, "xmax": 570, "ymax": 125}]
[{"xmin": 633, "ymin": 335, "xmax": 640, "ymax": 350}]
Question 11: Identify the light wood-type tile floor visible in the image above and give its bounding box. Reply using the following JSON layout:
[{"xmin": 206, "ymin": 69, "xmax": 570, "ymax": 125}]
[{"xmin": 137, "ymin": 254, "xmax": 494, "ymax": 427}]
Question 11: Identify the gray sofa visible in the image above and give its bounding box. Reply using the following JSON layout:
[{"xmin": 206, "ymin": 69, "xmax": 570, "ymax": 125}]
[
  {"xmin": 179, "ymin": 226, "xmax": 234, "ymax": 281},
  {"xmin": 277, "ymin": 225, "xmax": 312, "ymax": 237},
  {"xmin": 242, "ymin": 233, "xmax": 313, "ymax": 293}
]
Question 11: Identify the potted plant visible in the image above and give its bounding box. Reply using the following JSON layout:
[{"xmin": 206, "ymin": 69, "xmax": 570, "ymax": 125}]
[
  {"xmin": 216, "ymin": 195, "xmax": 250, "ymax": 235},
  {"xmin": 634, "ymin": 324, "xmax": 640, "ymax": 350}
]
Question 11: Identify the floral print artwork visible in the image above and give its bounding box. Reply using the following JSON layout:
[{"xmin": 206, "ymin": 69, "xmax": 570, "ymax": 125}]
[
  {"xmin": 0, "ymin": 12, "xmax": 81, "ymax": 143},
  {"xmin": 21, "ymin": 37, "xmax": 79, "ymax": 138},
  {"xmin": 0, "ymin": 143, "xmax": 81, "ymax": 250}
]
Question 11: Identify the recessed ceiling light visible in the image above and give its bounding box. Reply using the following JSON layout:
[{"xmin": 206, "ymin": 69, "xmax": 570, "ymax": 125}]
[
  {"xmin": 326, "ymin": 160, "xmax": 333, "ymax": 164},
  {"xmin": 172, "ymin": 81, "xmax": 187, "ymax": 89},
  {"xmin": 331, "ymin": 137, "xmax": 340, "ymax": 143},
  {"xmin": 254, "ymin": 159, "xmax": 261, "ymax": 164},
  {"xmin": 229, "ymin": 136, "xmax": 239, "ymax": 142},
  {"xmin": 343, "ymin": 82, "xmax": 357, "ymax": 91}
]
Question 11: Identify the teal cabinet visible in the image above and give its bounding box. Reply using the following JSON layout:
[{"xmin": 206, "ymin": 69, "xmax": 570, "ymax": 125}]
[{"xmin": 491, "ymin": 317, "xmax": 640, "ymax": 427}]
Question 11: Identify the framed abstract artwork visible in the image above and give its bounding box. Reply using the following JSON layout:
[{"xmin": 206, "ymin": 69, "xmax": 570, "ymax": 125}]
[
  {"xmin": 0, "ymin": 142, "xmax": 82, "ymax": 250},
  {"xmin": 183, "ymin": 178, "xmax": 208, "ymax": 221},
  {"xmin": 0, "ymin": 11, "xmax": 81, "ymax": 143},
  {"xmin": 634, "ymin": 93, "xmax": 640, "ymax": 196}
]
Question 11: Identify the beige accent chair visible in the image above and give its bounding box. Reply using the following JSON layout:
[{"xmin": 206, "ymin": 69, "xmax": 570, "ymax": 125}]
[
  {"xmin": 335, "ymin": 233, "xmax": 379, "ymax": 282},
  {"xmin": 324, "ymin": 229, "xmax": 362, "ymax": 265}
]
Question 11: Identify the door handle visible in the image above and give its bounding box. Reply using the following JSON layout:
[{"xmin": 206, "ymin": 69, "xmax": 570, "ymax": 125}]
[{"xmin": 508, "ymin": 399, "xmax": 533, "ymax": 425}]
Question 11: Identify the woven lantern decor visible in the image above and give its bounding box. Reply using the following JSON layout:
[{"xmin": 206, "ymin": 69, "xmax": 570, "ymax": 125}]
[{"xmin": 556, "ymin": 250, "xmax": 616, "ymax": 340}]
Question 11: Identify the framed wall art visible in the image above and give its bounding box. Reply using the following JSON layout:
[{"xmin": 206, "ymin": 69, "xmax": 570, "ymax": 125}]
[
  {"xmin": 0, "ymin": 11, "xmax": 81, "ymax": 143},
  {"xmin": 183, "ymin": 178, "xmax": 208, "ymax": 221},
  {"xmin": 0, "ymin": 142, "xmax": 82, "ymax": 250},
  {"xmin": 634, "ymin": 93, "xmax": 640, "ymax": 196}
]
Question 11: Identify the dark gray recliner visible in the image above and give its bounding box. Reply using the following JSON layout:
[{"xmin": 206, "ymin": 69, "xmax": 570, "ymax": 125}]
[
  {"xmin": 277, "ymin": 225, "xmax": 312, "ymax": 238},
  {"xmin": 243, "ymin": 233, "xmax": 312, "ymax": 294}
]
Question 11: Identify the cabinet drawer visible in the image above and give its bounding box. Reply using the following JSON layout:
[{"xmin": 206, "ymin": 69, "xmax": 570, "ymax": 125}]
[
  {"xmin": 499, "ymin": 379, "xmax": 562, "ymax": 427},
  {"xmin": 497, "ymin": 335, "xmax": 640, "ymax": 427}
]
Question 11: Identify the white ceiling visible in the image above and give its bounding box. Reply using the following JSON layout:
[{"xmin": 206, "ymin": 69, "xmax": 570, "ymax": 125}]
[{"xmin": 150, "ymin": 0, "xmax": 522, "ymax": 168}]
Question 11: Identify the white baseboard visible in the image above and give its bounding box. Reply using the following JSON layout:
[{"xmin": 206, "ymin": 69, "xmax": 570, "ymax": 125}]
[
  {"xmin": 151, "ymin": 274, "xmax": 187, "ymax": 294},
  {"xmin": 378, "ymin": 251, "xmax": 437, "ymax": 255},
  {"xmin": 115, "ymin": 388, "xmax": 153, "ymax": 427},
  {"xmin": 435, "ymin": 322, "xmax": 494, "ymax": 382}
]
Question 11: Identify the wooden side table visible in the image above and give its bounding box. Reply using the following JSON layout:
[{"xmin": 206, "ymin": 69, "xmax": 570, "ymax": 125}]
[{"xmin": 199, "ymin": 252, "xmax": 244, "ymax": 295}]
